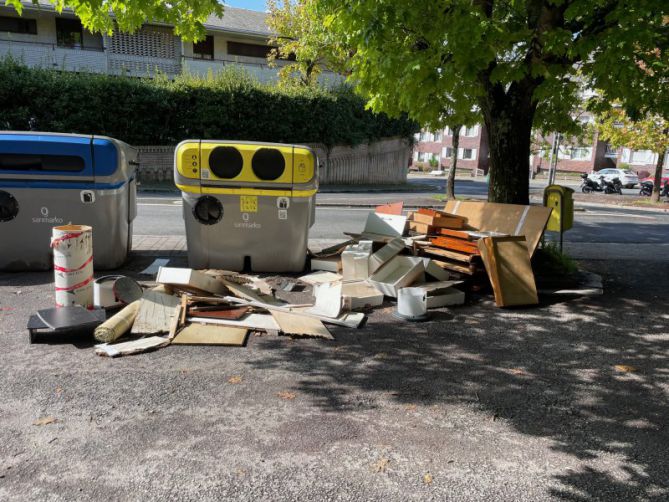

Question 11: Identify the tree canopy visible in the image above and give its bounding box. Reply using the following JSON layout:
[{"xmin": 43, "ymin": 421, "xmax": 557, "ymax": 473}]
[
  {"xmin": 301, "ymin": 0, "xmax": 669, "ymax": 203},
  {"xmin": 596, "ymin": 106, "xmax": 668, "ymax": 201},
  {"xmin": 5, "ymin": 0, "xmax": 222, "ymax": 40}
]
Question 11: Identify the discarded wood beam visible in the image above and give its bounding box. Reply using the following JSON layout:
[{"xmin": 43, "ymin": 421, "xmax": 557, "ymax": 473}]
[
  {"xmin": 429, "ymin": 236, "xmax": 481, "ymax": 255},
  {"xmin": 131, "ymin": 290, "xmax": 181, "ymax": 335},
  {"xmin": 422, "ymin": 246, "xmax": 478, "ymax": 264},
  {"xmin": 413, "ymin": 208, "xmax": 467, "ymax": 229}
]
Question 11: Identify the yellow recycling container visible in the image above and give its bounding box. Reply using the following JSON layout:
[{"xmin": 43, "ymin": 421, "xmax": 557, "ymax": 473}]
[
  {"xmin": 543, "ymin": 184, "xmax": 574, "ymax": 233},
  {"xmin": 175, "ymin": 140, "xmax": 318, "ymax": 272}
]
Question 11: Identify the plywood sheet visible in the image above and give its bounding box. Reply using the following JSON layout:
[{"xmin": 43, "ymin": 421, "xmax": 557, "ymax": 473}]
[
  {"xmin": 131, "ymin": 291, "xmax": 181, "ymax": 335},
  {"xmin": 172, "ymin": 324, "xmax": 248, "ymax": 346},
  {"xmin": 444, "ymin": 201, "xmax": 551, "ymax": 256},
  {"xmin": 271, "ymin": 310, "xmax": 333, "ymax": 340},
  {"xmin": 478, "ymin": 236, "xmax": 538, "ymax": 307}
]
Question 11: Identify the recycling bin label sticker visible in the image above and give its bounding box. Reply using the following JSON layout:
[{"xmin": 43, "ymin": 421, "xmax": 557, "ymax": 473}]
[
  {"xmin": 278, "ymin": 209, "xmax": 288, "ymax": 220},
  {"xmin": 277, "ymin": 197, "xmax": 290, "ymax": 209},
  {"xmin": 240, "ymin": 195, "xmax": 258, "ymax": 213}
]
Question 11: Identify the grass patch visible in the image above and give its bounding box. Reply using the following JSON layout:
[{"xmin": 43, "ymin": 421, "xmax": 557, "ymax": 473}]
[{"xmin": 534, "ymin": 242, "xmax": 578, "ymax": 275}]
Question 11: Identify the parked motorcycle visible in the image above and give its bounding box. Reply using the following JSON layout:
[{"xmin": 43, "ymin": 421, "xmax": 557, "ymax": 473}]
[
  {"xmin": 640, "ymin": 180, "xmax": 654, "ymax": 196},
  {"xmin": 604, "ymin": 176, "xmax": 623, "ymax": 195},
  {"xmin": 640, "ymin": 179, "xmax": 669, "ymax": 197},
  {"xmin": 580, "ymin": 173, "xmax": 602, "ymax": 193}
]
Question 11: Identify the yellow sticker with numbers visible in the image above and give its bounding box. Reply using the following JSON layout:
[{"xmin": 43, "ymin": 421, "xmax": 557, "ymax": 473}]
[{"xmin": 240, "ymin": 195, "xmax": 258, "ymax": 213}]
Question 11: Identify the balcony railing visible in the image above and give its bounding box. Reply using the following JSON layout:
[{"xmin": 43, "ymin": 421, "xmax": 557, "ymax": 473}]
[{"xmin": 0, "ymin": 38, "xmax": 107, "ymax": 73}]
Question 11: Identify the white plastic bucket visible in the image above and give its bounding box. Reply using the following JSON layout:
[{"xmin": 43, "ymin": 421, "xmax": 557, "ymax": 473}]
[{"xmin": 51, "ymin": 224, "xmax": 94, "ymax": 308}]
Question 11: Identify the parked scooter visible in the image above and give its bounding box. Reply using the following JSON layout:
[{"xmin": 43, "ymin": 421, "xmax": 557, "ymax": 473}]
[{"xmin": 580, "ymin": 173, "xmax": 602, "ymax": 193}]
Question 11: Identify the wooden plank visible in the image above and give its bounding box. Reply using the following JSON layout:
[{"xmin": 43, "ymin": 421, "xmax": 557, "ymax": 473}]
[
  {"xmin": 429, "ymin": 259, "xmax": 476, "ymax": 275},
  {"xmin": 422, "ymin": 246, "xmax": 477, "ymax": 263},
  {"xmin": 271, "ymin": 310, "xmax": 334, "ymax": 340},
  {"xmin": 430, "ymin": 236, "xmax": 481, "ymax": 255},
  {"xmin": 408, "ymin": 221, "xmax": 435, "ymax": 235},
  {"xmin": 437, "ymin": 228, "xmax": 474, "ymax": 240},
  {"xmin": 478, "ymin": 236, "xmax": 538, "ymax": 307},
  {"xmin": 187, "ymin": 313, "xmax": 280, "ymax": 331},
  {"xmin": 444, "ymin": 201, "xmax": 551, "ymax": 256},
  {"xmin": 413, "ymin": 209, "xmax": 467, "ymax": 229},
  {"xmin": 172, "ymin": 324, "xmax": 248, "ymax": 346},
  {"xmin": 131, "ymin": 291, "xmax": 181, "ymax": 335}
]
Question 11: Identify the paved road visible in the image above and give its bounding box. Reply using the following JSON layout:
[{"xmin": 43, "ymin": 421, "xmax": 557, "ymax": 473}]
[{"xmin": 136, "ymin": 195, "xmax": 668, "ymax": 242}]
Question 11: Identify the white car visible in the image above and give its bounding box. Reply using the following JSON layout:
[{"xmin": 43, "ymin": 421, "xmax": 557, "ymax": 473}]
[{"xmin": 588, "ymin": 168, "xmax": 639, "ymax": 188}]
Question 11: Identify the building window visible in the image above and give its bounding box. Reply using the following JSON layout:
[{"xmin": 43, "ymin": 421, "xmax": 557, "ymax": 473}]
[
  {"xmin": 417, "ymin": 152, "xmax": 428, "ymax": 162},
  {"xmin": 462, "ymin": 125, "xmax": 478, "ymax": 137},
  {"xmin": 460, "ymin": 148, "xmax": 476, "ymax": 160},
  {"xmin": 193, "ymin": 35, "xmax": 214, "ymax": 59},
  {"xmin": 570, "ymin": 147, "xmax": 592, "ymax": 160},
  {"xmin": 56, "ymin": 18, "xmax": 83, "ymax": 48},
  {"xmin": 433, "ymin": 131, "xmax": 442, "ymax": 142},
  {"xmin": 419, "ymin": 131, "xmax": 431, "ymax": 142},
  {"xmin": 0, "ymin": 16, "xmax": 37, "ymax": 34},
  {"xmin": 442, "ymin": 147, "xmax": 453, "ymax": 158},
  {"xmin": 444, "ymin": 127, "xmax": 452, "ymax": 136},
  {"xmin": 227, "ymin": 41, "xmax": 274, "ymax": 58},
  {"xmin": 631, "ymin": 149, "xmax": 654, "ymax": 164},
  {"xmin": 604, "ymin": 144, "xmax": 618, "ymax": 158}
]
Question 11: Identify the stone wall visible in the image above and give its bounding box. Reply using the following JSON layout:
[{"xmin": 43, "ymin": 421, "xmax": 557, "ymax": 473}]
[{"xmin": 136, "ymin": 137, "xmax": 411, "ymax": 185}]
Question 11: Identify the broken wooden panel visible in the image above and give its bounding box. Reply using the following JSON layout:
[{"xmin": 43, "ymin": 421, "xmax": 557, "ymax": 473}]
[
  {"xmin": 131, "ymin": 291, "xmax": 181, "ymax": 335},
  {"xmin": 430, "ymin": 236, "xmax": 481, "ymax": 255},
  {"xmin": 342, "ymin": 281, "xmax": 384, "ymax": 309},
  {"xmin": 95, "ymin": 336, "xmax": 170, "ymax": 357},
  {"xmin": 171, "ymin": 324, "xmax": 248, "ymax": 346},
  {"xmin": 270, "ymin": 310, "xmax": 334, "ymax": 340},
  {"xmin": 408, "ymin": 221, "xmax": 435, "ymax": 235},
  {"xmin": 375, "ymin": 201, "xmax": 404, "ymax": 215},
  {"xmin": 187, "ymin": 313, "xmax": 280, "ymax": 331},
  {"xmin": 478, "ymin": 236, "xmax": 538, "ymax": 307},
  {"xmin": 422, "ymin": 246, "xmax": 478, "ymax": 264},
  {"xmin": 443, "ymin": 201, "xmax": 551, "ymax": 256}
]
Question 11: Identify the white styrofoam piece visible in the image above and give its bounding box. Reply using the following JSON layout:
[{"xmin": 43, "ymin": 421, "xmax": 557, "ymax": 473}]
[
  {"xmin": 369, "ymin": 238, "xmax": 405, "ymax": 274},
  {"xmin": 187, "ymin": 313, "xmax": 280, "ymax": 331},
  {"xmin": 307, "ymin": 281, "xmax": 343, "ymax": 318},
  {"xmin": 426, "ymin": 287, "xmax": 465, "ymax": 308},
  {"xmin": 310, "ymin": 257, "xmax": 341, "ymax": 273},
  {"xmin": 299, "ymin": 271, "xmax": 343, "ymax": 285},
  {"xmin": 342, "ymin": 241, "xmax": 373, "ymax": 280},
  {"xmin": 397, "ymin": 287, "xmax": 428, "ymax": 318},
  {"xmin": 368, "ymin": 256, "xmax": 425, "ymax": 297},
  {"xmin": 156, "ymin": 267, "xmax": 226, "ymax": 294},
  {"xmin": 422, "ymin": 258, "xmax": 451, "ymax": 281},
  {"xmin": 362, "ymin": 212, "xmax": 407, "ymax": 237}
]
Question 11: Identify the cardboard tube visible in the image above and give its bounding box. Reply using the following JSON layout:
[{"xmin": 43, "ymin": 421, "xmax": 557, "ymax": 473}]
[
  {"xmin": 94, "ymin": 300, "xmax": 141, "ymax": 343},
  {"xmin": 51, "ymin": 224, "xmax": 94, "ymax": 308}
]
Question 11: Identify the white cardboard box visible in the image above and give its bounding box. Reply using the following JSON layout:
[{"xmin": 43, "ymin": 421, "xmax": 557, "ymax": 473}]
[
  {"xmin": 368, "ymin": 256, "xmax": 425, "ymax": 297},
  {"xmin": 342, "ymin": 241, "xmax": 373, "ymax": 280},
  {"xmin": 342, "ymin": 281, "xmax": 384, "ymax": 309}
]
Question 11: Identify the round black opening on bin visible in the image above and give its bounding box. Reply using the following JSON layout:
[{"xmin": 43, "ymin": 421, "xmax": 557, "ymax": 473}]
[
  {"xmin": 252, "ymin": 148, "xmax": 285, "ymax": 181},
  {"xmin": 0, "ymin": 190, "xmax": 19, "ymax": 222},
  {"xmin": 193, "ymin": 196, "xmax": 223, "ymax": 225},
  {"xmin": 208, "ymin": 146, "xmax": 243, "ymax": 179}
]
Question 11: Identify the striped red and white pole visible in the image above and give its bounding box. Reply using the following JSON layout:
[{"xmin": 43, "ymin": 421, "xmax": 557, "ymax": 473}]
[{"xmin": 51, "ymin": 225, "xmax": 94, "ymax": 309}]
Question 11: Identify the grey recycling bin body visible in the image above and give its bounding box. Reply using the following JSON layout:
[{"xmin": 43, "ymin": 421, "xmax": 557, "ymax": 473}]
[
  {"xmin": 0, "ymin": 132, "xmax": 138, "ymax": 271},
  {"xmin": 175, "ymin": 140, "xmax": 318, "ymax": 272}
]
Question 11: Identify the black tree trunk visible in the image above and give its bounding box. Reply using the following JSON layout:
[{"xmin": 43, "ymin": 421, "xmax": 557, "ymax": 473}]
[
  {"xmin": 446, "ymin": 125, "xmax": 461, "ymax": 200},
  {"xmin": 481, "ymin": 82, "xmax": 537, "ymax": 205},
  {"xmin": 651, "ymin": 149, "xmax": 666, "ymax": 203}
]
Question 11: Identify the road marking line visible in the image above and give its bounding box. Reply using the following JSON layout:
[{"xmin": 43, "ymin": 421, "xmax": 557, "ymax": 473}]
[{"xmin": 579, "ymin": 212, "xmax": 656, "ymax": 220}]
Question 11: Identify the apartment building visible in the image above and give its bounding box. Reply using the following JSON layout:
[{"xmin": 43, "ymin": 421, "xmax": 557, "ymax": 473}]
[
  {"xmin": 413, "ymin": 124, "xmax": 489, "ymax": 175},
  {"xmin": 414, "ymin": 119, "xmax": 668, "ymax": 177},
  {"xmin": 0, "ymin": 3, "xmax": 338, "ymax": 83}
]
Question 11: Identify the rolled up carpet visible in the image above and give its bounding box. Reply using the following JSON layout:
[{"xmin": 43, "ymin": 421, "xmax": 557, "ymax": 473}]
[{"xmin": 94, "ymin": 300, "xmax": 141, "ymax": 343}]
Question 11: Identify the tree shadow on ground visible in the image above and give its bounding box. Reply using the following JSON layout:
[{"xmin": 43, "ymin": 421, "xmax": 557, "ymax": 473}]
[{"xmin": 247, "ymin": 260, "xmax": 669, "ymax": 500}]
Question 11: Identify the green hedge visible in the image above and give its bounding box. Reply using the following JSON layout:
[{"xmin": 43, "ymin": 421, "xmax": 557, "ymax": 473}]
[{"xmin": 0, "ymin": 59, "xmax": 417, "ymax": 146}]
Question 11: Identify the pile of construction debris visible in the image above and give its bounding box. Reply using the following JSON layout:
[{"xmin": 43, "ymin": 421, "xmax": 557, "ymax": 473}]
[{"xmin": 27, "ymin": 200, "xmax": 553, "ymax": 355}]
